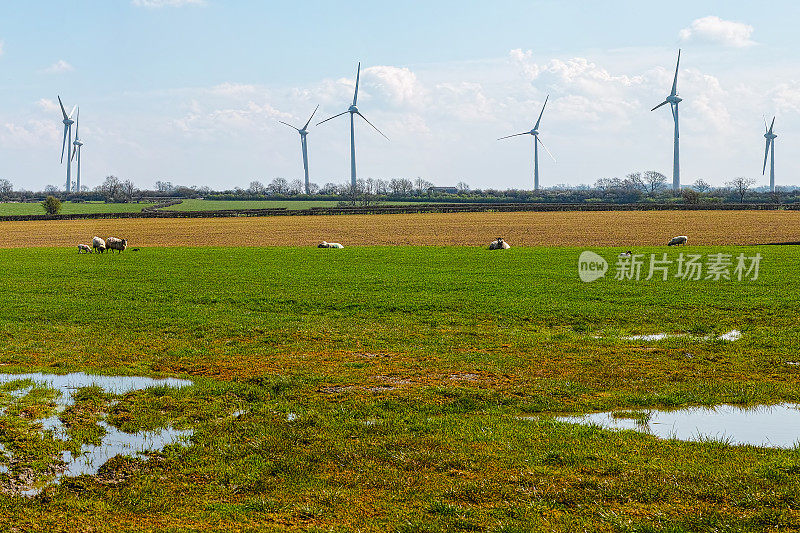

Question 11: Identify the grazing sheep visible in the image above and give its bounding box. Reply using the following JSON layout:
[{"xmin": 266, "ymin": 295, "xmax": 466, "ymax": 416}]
[
  {"xmin": 92, "ymin": 236, "xmax": 106, "ymax": 254},
  {"xmin": 667, "ymin": 236, "xmax": 688, "ymax": 246},
  {"xmin": 106, "ymin": 237, "xmax": 128, "ymax": 253},
  {"xmin": 618, "ymin": 250, "xmax": 632, "ymax": 257},
  {"xmin": 489, "ymin": 237, "xmax": 511, "ymax": 250},
  {"xmin": 318, "ymin": 241, "xmax": 344, "ymax": 249},
  {"xmin": 78, "ymin": 244, "xmax": 91, "ymax": 254}
]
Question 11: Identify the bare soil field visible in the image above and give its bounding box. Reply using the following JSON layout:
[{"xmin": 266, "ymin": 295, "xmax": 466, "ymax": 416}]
[{"xmin": 1, "ymin": 210, "xmax": 799, "ymax": 248}]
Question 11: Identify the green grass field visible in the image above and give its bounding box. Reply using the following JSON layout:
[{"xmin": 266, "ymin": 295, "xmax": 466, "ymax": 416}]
[
  {"xmin": 0, "ymin": 246, "xmax": 798, "ymax": 531},
  {"xmin": 159, "ymin": 199, "xmax": 422, "ymax": 211},
  {"xmin": 0, "ymin": 201, "xmax": 156, "ymax": 216}
]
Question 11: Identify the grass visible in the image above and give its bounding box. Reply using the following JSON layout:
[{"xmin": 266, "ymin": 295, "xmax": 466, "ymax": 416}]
[
  {"xmin": 159, "ymin": 199, "xmax": 421, "ymax": 211},
  {"xmin": 0, "ymin": 245, "xmax": 799, "ymax": 530},
  {"xmin": 0, "ymin": 201, "xmax": 156, "ymax": 216}
]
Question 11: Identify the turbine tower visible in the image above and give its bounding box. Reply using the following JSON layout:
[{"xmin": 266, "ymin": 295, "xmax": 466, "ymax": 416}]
[
  {"xmin": 651, "ymin": 50, "xmax": 682, "ymax": 191},
  {"xmin": 497, "ymin": 95, "xmax": 556, "ymax": 191},
  {"xmin": 317, "ymin": 62, "xmax": 388, "ymax": 190},
  {"xmin": 71, "ymin": 108, "xmax": 83, "ymax": 192},
  {"xmin": 279, "ymin": 105, "xmax": 319, "ymax": 195},
  {"xmin": 58, "ymin": 96, "xmax": 77, "ymax": 192},
  {"xmin": 763, "ymin": 117, "xmax": 777, "ymax": 193}
]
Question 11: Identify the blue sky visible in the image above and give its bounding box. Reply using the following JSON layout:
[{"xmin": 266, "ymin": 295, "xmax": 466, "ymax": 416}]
[{"xmin": 1, "ymin": 1, "xmax": 799, "ymax": 191}]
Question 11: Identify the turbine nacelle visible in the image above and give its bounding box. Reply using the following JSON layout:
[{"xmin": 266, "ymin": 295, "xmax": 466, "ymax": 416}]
[
  {"xmin": 348, "ymin": 105, "xmax": 359, "ymax": 114},
  {"xmin": 765, "ymin": 132, "xmax": 777, "ymax": 140},
  {"xmin": 667, "ymin": 95, "xmax": 682, "ymax": 105},
  {"xmin": 63, "ymin": 117, "xmax": 75, "ymax": 126}
]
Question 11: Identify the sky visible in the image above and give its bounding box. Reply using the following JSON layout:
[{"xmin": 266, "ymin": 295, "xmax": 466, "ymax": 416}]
[{"xmin": 1, "ymin": 1, "xmax": 800, "ymax": 191}]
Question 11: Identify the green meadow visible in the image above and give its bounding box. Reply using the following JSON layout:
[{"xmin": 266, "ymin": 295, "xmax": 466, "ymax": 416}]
[
  {"xmin": 0, "ymin": 201, "xmax": 157, "ymax": 216},
  {"xmin": 159, "ymin": 199, "xmax": 421, "ymax": 211},
  {"xmin": 0, "ymin": 246, "xmax": 798, "ymax": 531}
]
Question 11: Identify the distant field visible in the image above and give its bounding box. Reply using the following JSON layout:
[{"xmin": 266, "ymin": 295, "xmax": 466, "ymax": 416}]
[
  {"xmin": 0, "ymin": 201, "xmax": 155, "ymax": 216},
  {"xmin": 160, "ymin": 199, "xmax": 420, "ymax": 211},
  {"xmin": 0, "ymin": 210, "xmax": 799, "ymax": 248}
]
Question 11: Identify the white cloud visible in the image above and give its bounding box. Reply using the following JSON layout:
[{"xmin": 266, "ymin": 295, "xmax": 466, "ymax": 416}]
[
  {"xmin": 43, "ymin": 60, "xmax": 74, "ymax": 74},
  {"xmin": 679, "ymin": 16, "xmax": 756, "ymax": 48},
  {"xmin": 132, "ymin": 0, "xmax": 204, "ymax": 7},
  {"xmin": 364, "ymin": 66, "xmax": 425, "ymax": 107},
  {"xmin": 37, "ymin": 98, "xmax": 61, "ymax": 113},
  {"xmin": 0, "ymin": 41, "xmax": 4, "ymax": 57}
]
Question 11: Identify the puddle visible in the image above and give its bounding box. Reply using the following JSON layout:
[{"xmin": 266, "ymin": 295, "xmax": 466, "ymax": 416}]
[
  {"xmin": 552, "ymin": 403, "xmax": 800, "ymax": 448},
  {"xmin": 608, "ymin": 330, "xmax": 742, "ymax": 342},
  {"xmin": 0, "ymin": 372, "xmax": 193, "ymax": 495}
]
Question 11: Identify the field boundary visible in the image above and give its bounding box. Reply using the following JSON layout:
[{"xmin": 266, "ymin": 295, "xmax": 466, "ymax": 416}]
[{"xmin": 0, "ymin": 202, "xmax": 795, "ymax": 221}]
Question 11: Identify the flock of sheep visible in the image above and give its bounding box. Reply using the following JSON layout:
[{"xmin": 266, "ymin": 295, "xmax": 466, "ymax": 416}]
[{"xmin": 77, "ymin": 236, "xmax": 128, "ymax": 254}]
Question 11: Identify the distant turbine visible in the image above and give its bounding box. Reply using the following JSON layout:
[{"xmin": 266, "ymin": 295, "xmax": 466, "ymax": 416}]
[
  {"xmin": 58, "ymin": 96, "xmax": 77, "ymax": 192},
  {"xmin": 71, "ymin": 108, "xmax": 83, "ymax": 192},
  {"xmin": 317, "ymin": 62, "xmax": 389, "ymax": 189},
  {"xmin": 763, "ymin": 117, "xmax": 777, "ymax": 193},
  {"xmin": 279, "ymin": 105, "xmax": 319, "ymax": 195},
  {"xmin": 497, "ymin": 95, "xmax": 556, "ymax": 191},
  {"xmin": 651, "ymin": 50, "xmax": 682, "ymax": 191}
]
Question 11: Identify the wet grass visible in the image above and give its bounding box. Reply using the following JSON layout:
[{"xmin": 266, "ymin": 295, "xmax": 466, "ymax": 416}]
[{"xmin": 0, "ymin": 245, "xmax": 798, "ymax": 530}]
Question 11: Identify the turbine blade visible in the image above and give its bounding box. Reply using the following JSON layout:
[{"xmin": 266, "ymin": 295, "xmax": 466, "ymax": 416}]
[
  {"xmin": 58, "ymin": 96, "xmax": 68, "ymax": 120},
  {"xmin": 497, "ymin": 132, "xmax": 530, "ymax": 140},
  {"xmin": 72, "ymin": 144, "xmax": 77, "ymax": 162},
  {"xmin": 353, "ymin": 62, "xmax": 361, "ymax": 106},
  {"xmin": 765, "ymin": 117, "xmax": 769, "ymax": 133},
  {"xmin": 769, "ymin": 116, "xmax": 776, "ymax": 134},
  {"xmin": 278, "ymin": 120, "xmax": 300, "ymax": 132},
  {"xmin": 60, "ymin": 126, "xmax": 68, "ymax": 163},
  {"xmin": 356, "ymin": 111, "xmax": 389, "ymax": 141},
  {"xmin": 763, "ymin": 139, "xmax": 771, "ymax": 175},
  {"xmin": 303, "ymin": 104, "xmax": 320, "ymax": 130},
  {"xmin": 651, "ymin": 100, "xmax": 669, "ymax": 112},
  {"xmin": 671, "ymin": 49, "xmax": 681, "ymax": 96},
  {"xmin": 316, "ymin": 110, "xmax": 349, "ymax": 126},
  {"xmin": 537, "ymin": 136, "xmax": 556, "ymax": 162},
  {"xmin": 533, "ymin": 95, "xmax": 549, "ymax": 131},
  {"xmin": 69, "ymin": 105, "xmax": 77, "ymax": 119},
  {"xmin": 75, "ymin": 108, "xmax": 79, "ymax": 138}
]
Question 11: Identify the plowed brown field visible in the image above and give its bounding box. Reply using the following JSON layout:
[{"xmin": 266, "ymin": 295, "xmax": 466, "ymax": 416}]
[{"xmin": 2, "ymin": 210, "xmax": 799, "ymax": 247}]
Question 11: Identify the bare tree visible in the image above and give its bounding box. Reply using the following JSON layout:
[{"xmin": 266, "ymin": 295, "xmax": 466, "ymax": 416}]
[
  {"xmin": 268, "ymin": 178, "xmax": 289, "ymax": 195},
  {"xmin": 308, "ymin": 182, "xmax": 320, "ymax": 194},
  {"xmin": 248, "ymin": 181, "xmax": 265, "ymax": 195},
  {"xmin": 155, "ymin": 180, "xmax": 174, "ymax": 192},
  {"xmin": 692, "ymin": 179, "xmax": 711, "ymax": 193},
  {"xmin": 456, "ymin": 181, "xmax": 470, "ymax": 193},
  {"xmin": 0, "ymin": 179, "xmax": 12, "ymax": 197},
  {"xmin": 726, "ymin": 177, "xmax": 755, "ymax": 204},
  {"xmin": 44, "ymin": 185, "xmax": 60, "ymax": 194},
  {"xmin": 288, "ymin": 179, "xmax": 304, "ymax": 195},
  {"xmin": 625, "ymin": 172, "xmax": 647, "ymax": 192},
  {"xmin": 121, "ymin": 179, "xmax": 138, "ymax": 201},
  {"xmin": 98, "ymin": 176, "xmax": 122, "ymax": 201},
  {"xmin": 643, "ymin": 171, "xmax": 668, "ymax": 195}
]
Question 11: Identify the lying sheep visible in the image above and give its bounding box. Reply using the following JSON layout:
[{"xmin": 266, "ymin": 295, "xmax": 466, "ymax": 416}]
[
  {"xmin": 78, "ymin": 244, "xmax": 92, "ymax": 254},
  {"xmin": 667, "ymin": 236, "xmax": 688, "ymax": 246},
  {"xmin": 489, "ymin": 237, "xmax": 511, "ymax": 250},
  {"xmin": 318, "ymin": 241, "xmax": 344, "ymax": 249},
  {"xmin": 92, "ymin": 236, "xmax": 106, "ymax": 253},
  {"xmin": 106, "ymin": 237, "xmax": 128, "ymax": 253}
]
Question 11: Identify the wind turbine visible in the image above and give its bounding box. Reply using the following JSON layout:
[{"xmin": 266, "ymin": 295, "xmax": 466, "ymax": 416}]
[
  {"xmin": 71, "ymin": 108, "xmax": 83, "ymax": 192},
  {"xmin": 317, "ymin": 62, "xmax": 389, "ymax": 190},
  {"xmin": 279, "ymin": 105, "xmax": 319, "ymax": 195},
  {"xmin": 497, "ymin": 95, "xmax": 556, "ymax": 191},
  {"xmin": 651, "ymin": 50, "xmax": 682, "ymax": 191},
  {"xmin": 58, "ymin": 96, "xmax": 77, "ymax": 192},
  {"xmin": 763, "ymin": 117, "xmax": 777, "ymax": 193}
]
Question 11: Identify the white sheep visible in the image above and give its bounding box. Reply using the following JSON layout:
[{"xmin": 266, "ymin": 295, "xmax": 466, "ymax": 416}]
[
  {"xmin": 318, "ymin": 241, "xmax": 344, "ymax": 249},
  {"xmin": 667, "ymin": 236, "xmax": 688, "ymax": 246},
  {"xmin": 106, "ymin": 237, "xmax": 128, "ymax": 253},
  {"xmin": 77, "ymin": 244, "xmax": 91, "ymax": 254},
  {"xmin": 92, "ymin": 236, "xmax": 106, "ymax": 253},
  {"xmin": 489, "ymin": 237, "xmax": 511, "ymax": 250}
]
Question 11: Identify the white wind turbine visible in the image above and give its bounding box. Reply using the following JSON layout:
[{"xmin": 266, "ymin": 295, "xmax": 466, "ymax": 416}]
[
  {"xmin": 71, "ymin": 108, "xmax": 83, "ymax": 192},
  {"xmin": 58, "ymin": 96, "xmax": 77, "ymax": 192},
  {"xmin": 651, "ymin": 50, "xmax": 682, "ymax": 191},
  {"xmin": 497, "ymin": 95, "xmax": 556, "ymax": 191},
  {"xmin": 317, "ymin": 62, "xmax": 389, "ymax": 189},
  {"xmin": 279, "ymin": 105, "xmax": 319, "ymax": 195},
  {"xmin": 763, "ymin": 117, "xmax": 777, "ymax": 193}
]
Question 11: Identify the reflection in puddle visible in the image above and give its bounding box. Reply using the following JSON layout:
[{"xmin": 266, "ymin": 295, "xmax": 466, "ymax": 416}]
[
  {"xmin": 554, "ymin": 403, "xmax": 800, "ymax": 448},
  {"xmin": 0, "ymin": 373, "xmax": 193, "ymax": 495},
  {"xmin": 620, "ymin": 330, "xmax": 741, "ymax": 342}
]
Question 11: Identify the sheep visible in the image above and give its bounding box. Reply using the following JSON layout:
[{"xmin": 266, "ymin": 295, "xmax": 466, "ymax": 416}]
[
  {"xmin": 667, "ymin": 236, "xmax": 688, "ymax": 246},
  {"xmin": 78, "ymin": 244, "xmax": 92, "ymax": 254},
  {"xmin": 489, "ymin": 237, "xmax": 511, "ymax": 250},
  {"xmin": 318, "ymin": 241, "xmax": 344, "ymax": 249},
  {"xmin": 92, "ymin": 236, "xmax": 106, "ymax": 254},
  {"xmin": 618, "ymin": 250, "xmax": 632, "ymax": 257},
  {"xmin": 106, "ymin": 237, "xmax": 128, "ymax": 253}
]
